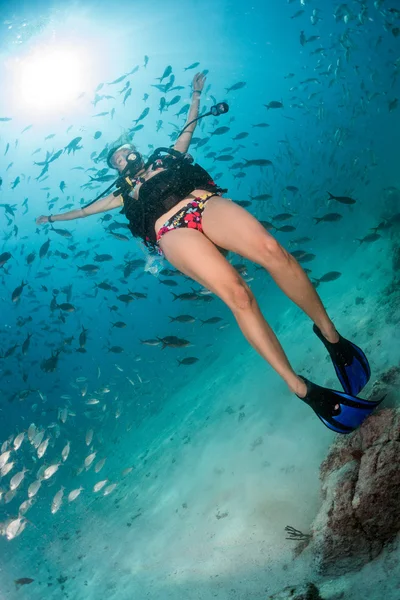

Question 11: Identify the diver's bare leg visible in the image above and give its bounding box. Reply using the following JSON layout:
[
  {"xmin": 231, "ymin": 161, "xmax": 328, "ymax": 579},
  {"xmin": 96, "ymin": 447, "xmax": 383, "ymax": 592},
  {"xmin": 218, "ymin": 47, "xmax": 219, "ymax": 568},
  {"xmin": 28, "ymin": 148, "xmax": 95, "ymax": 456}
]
[
  {"xmin": 159, "ymin": 228, "xmax": 307, "ymax": 396},
  {"xmin": 202, "ymin": 197, "xmax": 339, "ymax": 344}
]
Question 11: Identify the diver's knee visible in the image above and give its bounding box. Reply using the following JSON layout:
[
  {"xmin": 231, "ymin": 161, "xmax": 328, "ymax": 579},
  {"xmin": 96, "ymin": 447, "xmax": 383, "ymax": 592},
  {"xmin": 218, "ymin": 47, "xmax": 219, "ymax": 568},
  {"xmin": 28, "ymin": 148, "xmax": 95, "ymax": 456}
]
[
  {"xmin": 228, "ymin": 280, "xmax": 254, "ymax": 311},
  {"xmin": 261, "ymin": 235, "xmax": 290, "ymax": 266}
]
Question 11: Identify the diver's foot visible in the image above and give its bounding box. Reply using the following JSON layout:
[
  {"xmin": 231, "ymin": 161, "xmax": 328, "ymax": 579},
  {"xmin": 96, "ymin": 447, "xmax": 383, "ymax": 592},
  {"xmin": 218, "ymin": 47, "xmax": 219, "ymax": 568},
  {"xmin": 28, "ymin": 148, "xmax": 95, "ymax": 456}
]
[
  {"xmin": 295, "ymin": 376, "xmax": 339, "ymax": 410},
  {"xmin": 295, "ymin": 376, "xmax": 383, "ymax": 434},
  {"xmin": 292, "ymin": 377, "xmax": 307, "ymax": 398},
  {"xmin": 313, "ymin": 324, "xmax": 371, "ymax": 396},
  {"xmin": 316, "ymin": 324, "xmax": 339, "ymax": 344}
]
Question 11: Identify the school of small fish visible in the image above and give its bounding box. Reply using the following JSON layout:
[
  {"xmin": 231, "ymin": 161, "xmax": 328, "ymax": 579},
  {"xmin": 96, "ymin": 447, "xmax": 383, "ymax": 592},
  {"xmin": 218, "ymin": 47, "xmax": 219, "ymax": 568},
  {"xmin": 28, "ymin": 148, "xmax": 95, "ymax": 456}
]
[{"xmin": 0, "ymin": 0, "xmax": 399, "ymax": 563}]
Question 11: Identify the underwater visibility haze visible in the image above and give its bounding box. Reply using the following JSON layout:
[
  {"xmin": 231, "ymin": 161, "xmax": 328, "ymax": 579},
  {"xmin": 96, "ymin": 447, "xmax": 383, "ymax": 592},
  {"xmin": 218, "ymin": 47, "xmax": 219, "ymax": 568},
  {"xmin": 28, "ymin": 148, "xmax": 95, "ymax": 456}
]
[{"xmin": 0, "ymin": 0, "xmax": 399, "ymax": 598}]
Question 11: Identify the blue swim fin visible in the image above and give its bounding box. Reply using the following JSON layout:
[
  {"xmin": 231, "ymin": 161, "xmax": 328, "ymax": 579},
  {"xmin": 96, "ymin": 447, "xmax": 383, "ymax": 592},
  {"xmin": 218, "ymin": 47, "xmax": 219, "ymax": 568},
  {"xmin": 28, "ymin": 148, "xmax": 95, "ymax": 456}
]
[
  {"xmin": 313, "ymin": 324, "xmax": 371, "ymax": 395},
  {"xmin": 297, "ymin": 376, "xmax": 384, "ymax": 434}
]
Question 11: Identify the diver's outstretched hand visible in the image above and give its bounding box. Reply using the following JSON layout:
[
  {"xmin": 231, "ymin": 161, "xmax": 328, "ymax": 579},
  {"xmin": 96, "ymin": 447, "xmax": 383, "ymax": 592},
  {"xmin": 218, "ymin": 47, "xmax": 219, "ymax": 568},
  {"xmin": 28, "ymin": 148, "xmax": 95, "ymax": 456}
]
[
  {"xmin": 192, "ymin": 72, "xmax": 206, "ymax": 93},
  {"xmin": 36, "ymin": 215, "xmax": 49, "ymax": 225}
]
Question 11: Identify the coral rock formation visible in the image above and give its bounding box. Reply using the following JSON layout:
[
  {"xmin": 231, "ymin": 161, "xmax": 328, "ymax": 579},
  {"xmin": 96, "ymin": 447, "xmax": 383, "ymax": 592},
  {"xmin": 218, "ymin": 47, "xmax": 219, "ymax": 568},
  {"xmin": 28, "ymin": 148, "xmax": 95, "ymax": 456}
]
[{"xmin": 311, "ymin": 407, "xmax": 400, "ymax": 575}]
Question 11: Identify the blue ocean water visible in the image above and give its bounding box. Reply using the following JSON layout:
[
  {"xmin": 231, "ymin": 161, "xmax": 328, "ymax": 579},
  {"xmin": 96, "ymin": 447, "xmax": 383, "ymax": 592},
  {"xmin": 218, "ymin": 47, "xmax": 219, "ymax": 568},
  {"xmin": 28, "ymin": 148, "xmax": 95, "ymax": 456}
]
[{"xmin": 0, "ymin": 0, "xmax": 399, "ymax": 597}]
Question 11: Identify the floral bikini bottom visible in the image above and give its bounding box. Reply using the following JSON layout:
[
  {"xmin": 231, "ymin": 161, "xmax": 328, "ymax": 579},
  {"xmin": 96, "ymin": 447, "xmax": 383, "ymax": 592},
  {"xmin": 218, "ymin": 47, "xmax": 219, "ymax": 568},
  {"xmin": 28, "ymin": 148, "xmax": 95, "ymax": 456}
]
[{"xmin": 155, "ymin": 191, "xmax": 220, "ymax": 254}]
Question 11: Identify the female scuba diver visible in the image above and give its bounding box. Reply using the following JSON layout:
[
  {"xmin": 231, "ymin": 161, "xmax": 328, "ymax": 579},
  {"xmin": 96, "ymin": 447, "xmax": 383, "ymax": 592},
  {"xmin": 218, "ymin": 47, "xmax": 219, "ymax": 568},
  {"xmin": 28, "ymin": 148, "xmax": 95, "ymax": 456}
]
[{"xmin": 36, "ymin": 72, "xmax": 381, "ymax": 434}]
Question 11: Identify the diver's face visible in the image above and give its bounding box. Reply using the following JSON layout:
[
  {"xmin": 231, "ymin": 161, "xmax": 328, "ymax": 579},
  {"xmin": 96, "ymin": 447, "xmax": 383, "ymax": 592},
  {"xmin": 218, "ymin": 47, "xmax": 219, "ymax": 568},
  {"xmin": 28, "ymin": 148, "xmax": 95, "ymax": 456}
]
[
  {"xmin": 113, "ymin": 150, "xmax": 130, "ymax": 173},
  {"xmin": 113, "ymin": 149, "xmax": 144, "ymax": 174}
]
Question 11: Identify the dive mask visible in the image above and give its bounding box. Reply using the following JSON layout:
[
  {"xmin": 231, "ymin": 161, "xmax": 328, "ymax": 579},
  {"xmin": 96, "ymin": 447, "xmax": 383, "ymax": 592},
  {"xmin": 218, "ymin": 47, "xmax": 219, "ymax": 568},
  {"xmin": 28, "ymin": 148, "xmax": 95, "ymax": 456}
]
[{"xmin": 107, "ymin": 144, "xmax": 143, "ymax": 173}]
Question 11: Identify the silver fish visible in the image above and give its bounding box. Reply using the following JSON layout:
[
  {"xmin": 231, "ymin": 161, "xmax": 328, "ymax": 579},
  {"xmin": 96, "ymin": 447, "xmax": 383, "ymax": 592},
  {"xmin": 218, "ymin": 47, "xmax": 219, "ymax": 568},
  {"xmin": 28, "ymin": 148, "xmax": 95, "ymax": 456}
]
[
  {"xmin": 85, "ymin": 429, "xmax": 93, "ymax": 446},
  {"xmin": 5, "ymin": 516, "xmax": 27, "ymax": 540},
  {"xmin": 28, "ymin": 480, "xmax": 41, "ymax": 498},
  {"xmin": 68, "ymin": 487, "xmax": 83, "ymax": 502},
  {"xmin": 51, "ymin": 487, "xmax": 65, "ymax": 514},
  {"xmin": 93, "ymin": 479, "xmax": 108, "ymax": 492},
  {"xmin": 61, "ymin": 441, "xmax": 70, "ymax": 462},
  {"xmin": 13, "ymin": 432, "xmax": 25, "ymax": 450},
  {"xmin": 94, "ymin": 458, "xmax": 106, "ymax": 473},
  {"xmin": 0, "ymin": 450, "xmax": 11, "ymax": 469},
  {"xmin": 84, "ymin": 452, "xmax": 96, "ymax": 470},
  {"xmin": 43, "ymin": 463, "xmax": 61, "ymax": 480},
  {"xmin": 10, "ymin": 468, "xmax": 28, "ymax": 491},
  {"xmin": 103, "ymin": 483, "xmax": 117, "ymax": 496},
  {"xmin": 37, "ymin": 437, "xmax": 50, "ymax": 459}
]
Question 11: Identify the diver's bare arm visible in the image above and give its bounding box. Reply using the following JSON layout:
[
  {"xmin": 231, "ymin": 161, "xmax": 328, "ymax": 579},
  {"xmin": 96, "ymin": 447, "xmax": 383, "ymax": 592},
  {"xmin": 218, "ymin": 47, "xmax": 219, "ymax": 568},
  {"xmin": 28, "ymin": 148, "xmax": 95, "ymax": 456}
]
[
  {"xmin": 173, "ymin": 90, "xmax": 201, "ymax": 154},
  {"xmin": 48, "ymin": 193, "xmax": 123, "ymax": 222}
]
